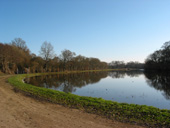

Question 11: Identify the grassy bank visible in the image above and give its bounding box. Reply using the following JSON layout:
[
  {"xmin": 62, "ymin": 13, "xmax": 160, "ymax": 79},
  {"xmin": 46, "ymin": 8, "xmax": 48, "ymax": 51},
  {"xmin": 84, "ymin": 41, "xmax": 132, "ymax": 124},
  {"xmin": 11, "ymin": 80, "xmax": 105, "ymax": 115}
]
[{"xmin": 8, "ymin": 71, "xmax": 170, "ymax": 127}]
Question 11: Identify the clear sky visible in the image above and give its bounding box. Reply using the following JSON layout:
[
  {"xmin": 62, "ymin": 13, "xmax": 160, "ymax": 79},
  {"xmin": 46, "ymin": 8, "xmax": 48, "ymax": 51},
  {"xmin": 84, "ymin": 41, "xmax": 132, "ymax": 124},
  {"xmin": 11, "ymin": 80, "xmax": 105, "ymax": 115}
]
[{"xmin": 1, "ymin": 0, "xmax": 170, "ymax": 63}]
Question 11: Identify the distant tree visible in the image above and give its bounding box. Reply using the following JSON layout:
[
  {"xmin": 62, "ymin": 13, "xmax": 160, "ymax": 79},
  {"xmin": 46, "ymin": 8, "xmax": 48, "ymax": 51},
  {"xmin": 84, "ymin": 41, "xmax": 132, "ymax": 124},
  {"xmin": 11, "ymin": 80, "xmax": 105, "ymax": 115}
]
[
  {"xmin": 145, "ymin": 41, "xmax": 170, "ymax": 71},
  {"xmin": 100, "ymin": 62, "xmax": 108, "ymax": 69},
  {"xmin": 60, "ymin": 49, "xmax": 76, "ymax": 62},
  {"xmin": 109, "ymin": 61, "xmax": 143, "ymax": 69},
  {"xmin": 0, "ymin": 43, "xmax": 13, "ymax": 74},
  {"xmin": 0, "ymin": 38, "xmax": 109, "ymax": 74},
  {"xmin": 49, "ymin": 57, "xmax": 60, "ymax": 72},
  {"xmin": 161, "ymin": 41, "xmax": 170, "ymax": 63},
  {"xmin": 60, "ymin": 49, "xmax": 76, "ymax": 71},
  {"xmin": 109, "ymin": 61, "xmax": 125, "ymax": 69},
  {"xmin": 30, "ymin": 56, "xmax": 45, "ymax": 73},
  {"xmin": 73, "ymin": 55, "xmax": 86, "ymax": 70},
  {"xmin": 11, "ymin": 38, "xmax": 29, "ymax": 52},
  {"xmin": 39, "ymin": 41, "xmax": 55, "ymax": 71},
  {"xmin": 39, "ymin": 41, "xmax": 55, "ymax": 61},
  {"xmin": 89, "ymin": 58, "xmax": 100, "ymax": 70},
  {"xmin": 126, "ymin": 61, "xmax": 144, "ymax": 69},
  {"xmin": 0, "ymin": 42, "xmax": 31, "ymax": 74}
]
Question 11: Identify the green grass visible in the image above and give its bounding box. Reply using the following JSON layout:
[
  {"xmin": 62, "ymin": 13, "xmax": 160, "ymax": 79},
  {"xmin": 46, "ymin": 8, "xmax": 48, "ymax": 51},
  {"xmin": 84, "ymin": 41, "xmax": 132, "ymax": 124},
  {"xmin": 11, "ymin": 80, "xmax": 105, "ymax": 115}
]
[{"xmin": 8, "ymin": 71, "xmax": 170, "ymax": 127}]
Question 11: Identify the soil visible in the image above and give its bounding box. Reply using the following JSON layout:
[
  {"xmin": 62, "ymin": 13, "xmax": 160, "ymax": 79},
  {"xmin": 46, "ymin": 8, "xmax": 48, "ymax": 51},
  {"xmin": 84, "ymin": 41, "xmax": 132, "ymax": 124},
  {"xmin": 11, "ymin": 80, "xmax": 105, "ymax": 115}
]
[{"xmin": 0, "ymin": 75, "xmax": 145, "ymax": 128}]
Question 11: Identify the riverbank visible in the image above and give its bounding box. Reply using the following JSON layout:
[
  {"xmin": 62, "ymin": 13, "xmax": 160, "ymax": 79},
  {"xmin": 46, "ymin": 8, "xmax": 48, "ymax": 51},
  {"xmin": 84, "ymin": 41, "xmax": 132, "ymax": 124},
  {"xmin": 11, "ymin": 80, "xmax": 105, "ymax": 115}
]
[
  {"xmin": 0, "ymin": 75, "xmax": 144, "ymax": 128},
  {"xmin": 8, "ymin": 71, "xmax": 170, "ymax": 127}
]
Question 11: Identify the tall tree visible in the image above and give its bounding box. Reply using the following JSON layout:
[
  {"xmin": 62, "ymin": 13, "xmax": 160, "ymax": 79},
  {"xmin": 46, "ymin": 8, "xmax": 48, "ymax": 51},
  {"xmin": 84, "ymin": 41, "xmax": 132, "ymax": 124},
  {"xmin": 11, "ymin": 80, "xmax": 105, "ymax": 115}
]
[
  {"xmin": 60, "ymin": 49, "xmax": 76, "ymax": 71},
  {"xmin": 145, "ymin": 41, "xmax": 170, "ymax": 70},
  {"xmin": 60, "ymin": 49, "xmax": 76, "ymax": 62},
  {"xmin": 11, "ymin": 38, "xmax": 29, "ymax": 52},
  {"xmin": 0, "ymin": 43, "xmax": 30, "ymax": 74},
  {"xmin": 39, "ymin": 41, "xmax": 55, "ymax": 71},
  {"xmin": 39, "ymin": 41, "xmax": 55, "ymax": 61}
]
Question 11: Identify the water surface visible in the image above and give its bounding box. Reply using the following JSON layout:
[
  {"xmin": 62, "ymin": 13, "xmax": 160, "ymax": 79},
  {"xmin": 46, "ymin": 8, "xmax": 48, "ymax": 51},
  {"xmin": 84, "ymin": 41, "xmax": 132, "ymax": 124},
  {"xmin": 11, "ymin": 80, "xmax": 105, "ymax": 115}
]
[{"xmin": 25, "ymin": 71, "xmax": 170, "ymax": 109}]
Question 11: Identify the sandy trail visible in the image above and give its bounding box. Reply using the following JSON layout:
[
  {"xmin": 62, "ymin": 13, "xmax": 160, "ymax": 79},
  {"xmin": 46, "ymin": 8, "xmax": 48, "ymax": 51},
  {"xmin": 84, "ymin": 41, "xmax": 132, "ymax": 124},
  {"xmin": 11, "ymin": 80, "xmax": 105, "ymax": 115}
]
[{"xmin": 0, "ymin": 75, "xmax": 145, "ymax": 128}]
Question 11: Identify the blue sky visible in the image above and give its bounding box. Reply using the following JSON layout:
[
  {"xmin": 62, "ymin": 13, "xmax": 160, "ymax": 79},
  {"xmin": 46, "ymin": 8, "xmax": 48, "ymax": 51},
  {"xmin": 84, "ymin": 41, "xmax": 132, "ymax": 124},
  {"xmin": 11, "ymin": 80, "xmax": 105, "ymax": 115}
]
[{"xmin": 1, "ymin": 0, "xmax": 170, "ymax": 63}]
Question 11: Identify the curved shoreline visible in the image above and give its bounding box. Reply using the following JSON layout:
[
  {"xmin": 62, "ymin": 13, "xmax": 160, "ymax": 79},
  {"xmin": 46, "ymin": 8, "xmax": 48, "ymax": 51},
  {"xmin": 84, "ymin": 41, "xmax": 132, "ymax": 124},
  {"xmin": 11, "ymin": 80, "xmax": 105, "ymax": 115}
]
[
  {"xmin": 0, "ymin": 75, "xmax": 145, "ymax": 128},
  {"xmin": 8, "ymin": 72, "xmax": 170, "ymax": 127}
]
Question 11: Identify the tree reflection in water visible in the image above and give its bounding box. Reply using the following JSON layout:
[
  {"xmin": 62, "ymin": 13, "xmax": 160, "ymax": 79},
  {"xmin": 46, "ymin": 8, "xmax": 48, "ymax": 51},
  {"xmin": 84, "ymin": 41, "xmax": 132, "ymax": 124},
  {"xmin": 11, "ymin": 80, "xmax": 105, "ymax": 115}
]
[
  {"xmin": 108, "ymin": 70, "xmax": 143, "ymax": 78},
  {"xmin": 25, "ymin": 71, "xmax": 144, "ymax": 93},
  {"xmin": 25, "ymin": 72, "xmax": 108, "ymax": 93},
  {"xmin": 144, "ymin": 71, "xmax": 170, "ymax": 100}
]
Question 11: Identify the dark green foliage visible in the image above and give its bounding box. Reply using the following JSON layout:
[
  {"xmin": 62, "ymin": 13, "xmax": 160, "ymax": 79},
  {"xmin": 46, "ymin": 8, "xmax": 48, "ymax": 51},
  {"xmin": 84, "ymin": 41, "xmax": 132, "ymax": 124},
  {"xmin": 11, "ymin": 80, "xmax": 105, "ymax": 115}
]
[
  {"xmin": 8, "ymin": 72, "xmax": 170, "ymax": 127},
  {"xmin": 145, "ymin": 41, "xmax": 170, "ymax": 71}
]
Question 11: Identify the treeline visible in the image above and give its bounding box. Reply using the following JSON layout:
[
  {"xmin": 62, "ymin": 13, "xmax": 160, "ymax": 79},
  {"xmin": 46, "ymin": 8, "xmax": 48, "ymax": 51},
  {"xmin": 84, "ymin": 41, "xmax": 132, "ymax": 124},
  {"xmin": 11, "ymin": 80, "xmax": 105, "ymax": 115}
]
[
  {"xmin": 108, "ymin": 61, "xmax": 144, "ymax": 69},
  {"xmin": 145, "ymin": 41, "xmax": 170, "ymax": 71},
  {"xmin": 0, "ymin": 38, "xmax": 108, "ymax": 74}
]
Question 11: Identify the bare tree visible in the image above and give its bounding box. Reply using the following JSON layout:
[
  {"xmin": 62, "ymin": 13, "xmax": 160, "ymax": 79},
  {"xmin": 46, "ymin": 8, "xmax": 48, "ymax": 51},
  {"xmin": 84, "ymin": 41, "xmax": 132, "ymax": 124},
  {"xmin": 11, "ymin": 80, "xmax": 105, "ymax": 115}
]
[
  {"xmin": 39, "ymin": 41, "xmax": 55, "ymax": 61},
  {"xmin": 39, "ymin": 41, "xmax": 55, "ymax": 71},
  {"xmin": 11, "ymin": 38, "xmax": 29, "ymax": 52},
  {"xmin": 60, "ymin": 49, "xmax": 76, "ymax": 62}
]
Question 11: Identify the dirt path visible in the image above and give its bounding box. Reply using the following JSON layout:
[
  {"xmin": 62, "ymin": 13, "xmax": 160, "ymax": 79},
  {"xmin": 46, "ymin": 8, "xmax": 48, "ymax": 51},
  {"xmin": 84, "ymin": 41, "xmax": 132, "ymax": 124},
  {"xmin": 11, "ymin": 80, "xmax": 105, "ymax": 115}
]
[{"xmin": 0, "ymin": 75, "xmax": 145, "ymax": 128}]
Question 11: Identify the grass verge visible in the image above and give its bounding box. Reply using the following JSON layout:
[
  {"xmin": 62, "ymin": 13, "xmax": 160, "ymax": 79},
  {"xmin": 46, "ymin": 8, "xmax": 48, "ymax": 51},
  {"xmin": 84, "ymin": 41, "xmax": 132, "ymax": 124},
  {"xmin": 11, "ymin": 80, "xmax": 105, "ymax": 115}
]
[{"xmin": 8, "ymin": 71, "xmax": 170, "ymax": 127}]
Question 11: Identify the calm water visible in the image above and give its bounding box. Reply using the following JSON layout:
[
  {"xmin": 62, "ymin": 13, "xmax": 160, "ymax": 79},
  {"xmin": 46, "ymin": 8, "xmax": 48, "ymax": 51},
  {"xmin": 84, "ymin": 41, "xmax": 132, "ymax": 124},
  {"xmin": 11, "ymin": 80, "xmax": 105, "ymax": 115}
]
[{"xmin": 25, "ymin": 71, "xmax": 170, "ymax": 109}]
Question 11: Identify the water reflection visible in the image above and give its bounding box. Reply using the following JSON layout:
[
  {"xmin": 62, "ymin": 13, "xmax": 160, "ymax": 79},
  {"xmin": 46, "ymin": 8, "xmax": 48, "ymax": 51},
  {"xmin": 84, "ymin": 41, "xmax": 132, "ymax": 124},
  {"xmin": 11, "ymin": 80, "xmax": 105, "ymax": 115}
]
[
  {"xmin": 25, "ymin": 70, "xmax": 170, "ymax": 109},
  {"xmin": 108, "ymin": 70, "xmax": 143, "ymax": 78},
  {"xmin": 144, "ymin": 71, "xmax": 170, "ymax": 100},
  {"xmin": 25, "ymin": 71, "xmax": 143, "ymax": 93},
  {"xmin": 25, "ymin": 72, "xmax": 108, "ymax": 93}
]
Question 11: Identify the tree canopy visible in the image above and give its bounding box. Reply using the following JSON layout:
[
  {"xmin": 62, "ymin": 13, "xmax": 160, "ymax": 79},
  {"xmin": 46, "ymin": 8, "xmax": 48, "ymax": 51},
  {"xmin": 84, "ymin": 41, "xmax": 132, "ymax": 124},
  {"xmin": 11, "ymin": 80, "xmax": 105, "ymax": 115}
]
[
  {"xmin": 39, "ymin": 41, "xmax": 55, "ymax": 61},
  {"xmin": 0, "ymin": 38, "xmax": 108, "ymax": 74},
  {"xmin": 145, "ymin": 41, "xmax": 170, "ymax": 71}
]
